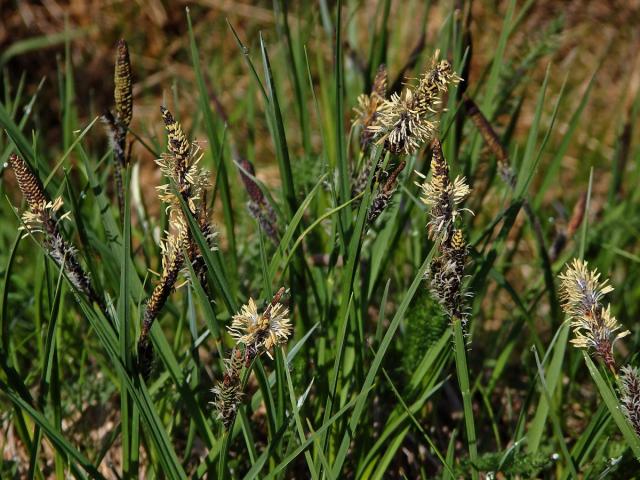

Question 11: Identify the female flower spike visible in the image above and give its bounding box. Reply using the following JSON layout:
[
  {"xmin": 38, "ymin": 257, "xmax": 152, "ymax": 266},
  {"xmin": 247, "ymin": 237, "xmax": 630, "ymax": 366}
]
[
  {"xmin": 212, "ymin": 348, "xmax": 244, "ymax": 430},
  {"xmin": 620, "ymin": 365, "xmax": 640, "ymax": 437}
]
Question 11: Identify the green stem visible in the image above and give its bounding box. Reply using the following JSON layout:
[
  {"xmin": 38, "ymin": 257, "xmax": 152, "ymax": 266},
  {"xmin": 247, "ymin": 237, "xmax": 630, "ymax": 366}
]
[{"xmin": 453, "ymin": 317, "xmax": 478, "ymax": 480}]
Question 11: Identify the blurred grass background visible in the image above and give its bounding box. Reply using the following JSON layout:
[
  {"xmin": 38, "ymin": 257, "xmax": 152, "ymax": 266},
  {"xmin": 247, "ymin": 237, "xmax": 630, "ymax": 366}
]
[{"xmin": 2, "ymin": 0, "xmax": 640, "ymax": 478}]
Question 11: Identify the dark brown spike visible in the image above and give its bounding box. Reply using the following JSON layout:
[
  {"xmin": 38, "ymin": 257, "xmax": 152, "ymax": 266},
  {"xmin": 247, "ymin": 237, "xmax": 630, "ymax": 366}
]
[
  {"xmin": 114, "ymin": 39, "xmax": 133, "ymax": 128},
  {"xmin": 464, "ymin": 96, "xmax": 514, "ymax": 185},
  {"xmin": 9, "ymin": 153, "xmax": 48, "ymax": 209},
  {"xmin": 137, "ymin": 246, "xmax": 184, "ymax": 377},
  {"xmin": 430, "ymin": 139, "xmax": 450, "ymax": 187},
  {"xmin": 141, "ymin": 248, "xmax": 184, "ymax": 336}
]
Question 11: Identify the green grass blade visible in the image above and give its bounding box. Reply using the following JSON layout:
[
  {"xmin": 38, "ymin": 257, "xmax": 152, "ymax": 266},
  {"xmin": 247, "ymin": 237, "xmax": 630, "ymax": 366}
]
[
  {"xmin": 330, "ymin": 246, "xmax": 436, "ymax": 476},
  {"xmin": 584, "ymin": 354, "xmax": 640, "ymax": 460}
]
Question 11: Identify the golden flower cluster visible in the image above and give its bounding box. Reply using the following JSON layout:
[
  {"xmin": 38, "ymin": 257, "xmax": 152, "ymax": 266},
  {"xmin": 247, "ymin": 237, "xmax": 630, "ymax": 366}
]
[
  {"xmin": 559, "ymin": 259, "xmax": 630, "ymax": 372},
  {"xmin": 212, "ymin": 288, "xmax": 292, "ymax": 430},
  {"xmin": 417, "ymin": 140, "xmax": 472, "ymax": 321},
  {"xmin": 358, "ymin": 52, "xmax": 460, "ymax": 156}
]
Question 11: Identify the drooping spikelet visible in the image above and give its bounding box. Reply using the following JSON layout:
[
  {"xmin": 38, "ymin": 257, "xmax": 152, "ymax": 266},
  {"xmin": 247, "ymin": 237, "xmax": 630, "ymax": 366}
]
[
  {"xmin": 367, "ymin": 160, "xmax": 406, "ymax": 224},
  {"xmin": 417, "ymin": 139, "xmax": 471, "ymax": 242},
  {"xmin": 114, "ymin": 39, "xmax": 133, "ymax": 129},
  {"xmin": 619, "ymin": 365, "xmax": 640, "ymax": 437},
  {"xmin": 463, "ymin": 97, "xmax": 514, "ymax": 186},
  {"xmin": 558, "ymin": 259, "xmax": 630, "ymax": 371},
  {"xmin": 206, "ymin": 81, "xmax": 280, "ymax": 243},
  {"xmin": 237, "ymin": 156, "xmax": 279, "ymax": 243},
  {"xmin": 228, "ymin": 287, "xmax": 292, "ymax": 363},
  {"xmin": 212, "ymin": 348, "xmax": 244, "ymax": 430},
  {"xmin": 367, "ymin": 51, "xmax": 460, "ymax": 155},
  {"xmin": 9, "ymin": 154, "xmax": 106, "ymax": 315},
  {"xmin": 353, "ymin": 64, "xmax": 388, "ymax": 149}
]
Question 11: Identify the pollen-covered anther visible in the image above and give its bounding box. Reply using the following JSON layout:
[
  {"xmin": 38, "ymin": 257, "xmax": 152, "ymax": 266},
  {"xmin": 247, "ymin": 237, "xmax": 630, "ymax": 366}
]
[
  {"xmin": 228, "ymin": 289, "xmax": 292, "ymax": 360},
  {"xmin": 416, "ymin": 140, "xmax": 471, "ymax": 242}
]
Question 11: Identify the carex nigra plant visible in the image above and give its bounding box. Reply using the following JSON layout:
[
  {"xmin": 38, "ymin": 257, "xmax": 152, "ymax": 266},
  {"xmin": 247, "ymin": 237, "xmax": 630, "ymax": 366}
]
[
  {"xmin": 212, "ymin": 287, "xmax": 292, "ymax": 429},
  {"xmin": 103, "ymin": 39, "xmax": 133, "ymax": 214},
  {"xmin": 9, "ymin": 153, "xmax": 107, "ymax": 316},
  {"xmin": 136, "ymin": 107, "xmax": 217, "ymax": 377}
]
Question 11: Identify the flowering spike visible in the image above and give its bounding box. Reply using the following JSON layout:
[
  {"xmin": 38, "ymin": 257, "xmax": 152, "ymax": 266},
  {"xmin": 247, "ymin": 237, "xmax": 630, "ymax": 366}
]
[
  {"xmin": 137, "ymin": 110, "xmax": 217, "ymax": 375},
  {"xmin": 365, "ymin": 51, "xmax": 460, "ymax": 155},
  {"xmin": 212, "ymin": 348, "xmax": 244, "ymax": 430},
  {"xmin": 228, "ymin": 289, "xmax": 292, "ymax": 361},
  {"xmin": 417, "ymin": 139, "xmax": 470, "ymax": 242},
  {"xmin": 160, "ymin": 106, "xmax": 191, "ymax": 178},
  {"xmin": 9, "ymin": 153, "xmax": 47, "ymax": 210},
  {"xmin": 559, "ymin": 259, "xmax": 630, "ymax": 371},
  {"xmin": 353, "ymin": 64, "xmax": 388, "ymax": 149},
  {"xmin": 9, "ymin": 153, "xmax": 105, "ymax": 315}
]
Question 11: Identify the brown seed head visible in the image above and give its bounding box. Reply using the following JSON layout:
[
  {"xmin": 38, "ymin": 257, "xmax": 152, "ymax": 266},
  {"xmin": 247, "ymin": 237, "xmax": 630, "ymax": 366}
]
[
  {"xmin": 9, "ymin": 154, "xmax": 48, "ymax": 210},
  {"xmin": 114, "ymin": 39, "xmax": 133, "ymax": 128},
  {"xmin": 160, "ymin": 107, "xmax": 190, "ymax": 163}
]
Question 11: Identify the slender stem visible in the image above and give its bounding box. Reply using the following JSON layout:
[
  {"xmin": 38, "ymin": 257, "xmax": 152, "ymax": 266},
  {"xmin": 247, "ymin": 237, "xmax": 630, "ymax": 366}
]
[{"xmin": 453, "ymin": 317, "xmax": 478, "ymax": 480}]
